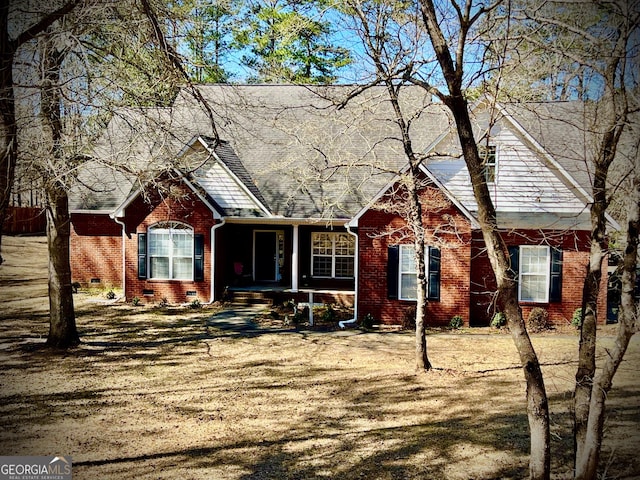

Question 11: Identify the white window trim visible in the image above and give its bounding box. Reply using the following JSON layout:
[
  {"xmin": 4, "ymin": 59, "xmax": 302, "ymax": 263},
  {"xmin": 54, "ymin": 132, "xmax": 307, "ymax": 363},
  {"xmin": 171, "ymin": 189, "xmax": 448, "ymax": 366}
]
[
  {"xmin": 518, "ymin": 245, "xmax": 550, "ymax": 303},
  {"xmin": 398, "ymin": 244, "xmax": 430, "ymax": 301},
  {"xmin": 311, "ymin": 232, "xmax": 355, "ymax": 279},
  {"xmin": 148, "ymin": 222, "xmax": 194, "ymax": 281},
  {"xmin": 480, "ymin": 144, "xmax": 498, "ymax": 184}
]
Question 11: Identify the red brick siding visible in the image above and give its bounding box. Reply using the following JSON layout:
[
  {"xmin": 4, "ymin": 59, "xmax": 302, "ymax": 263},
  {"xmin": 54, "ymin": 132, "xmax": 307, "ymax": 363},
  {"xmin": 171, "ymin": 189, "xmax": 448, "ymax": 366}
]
[
  {"xmin": 357, "ymin": 185, "xmax": 473, "ymax": 327},
  {"xmin": 122, "ymin": 185, "xmax": 217, "ymax": 304},
  {"xmin": 469, "ymin": 230, "xmax": 608, "ymax": 325},
  {"xmin": 70, "ymin": 213, "xmax": 123, "ymax": 288}
]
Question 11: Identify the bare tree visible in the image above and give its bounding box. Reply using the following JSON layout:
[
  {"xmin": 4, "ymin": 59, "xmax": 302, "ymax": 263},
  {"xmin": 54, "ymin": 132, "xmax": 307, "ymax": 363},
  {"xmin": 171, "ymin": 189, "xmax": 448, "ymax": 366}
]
[
  {"xmin": 37, "ymin": 27, "xmax": 79, "ymax": 347},
  {"xmin": 335, "ymin": 1, "xmax": 443, "ymax": 371},
  {"xmin": 486, "ymin": 1, "xmax": 639, "ymax": 476},
  {"xmin": 336, "ymin": 0, "xmax": 551, "ymax": 476},
  {"xmin": 0, "ymin": 0, "xmax": 81, "ymax": 265},
  {"xmin": 9, "ymin": 0, "xmax": 221, "ymax": 349}
]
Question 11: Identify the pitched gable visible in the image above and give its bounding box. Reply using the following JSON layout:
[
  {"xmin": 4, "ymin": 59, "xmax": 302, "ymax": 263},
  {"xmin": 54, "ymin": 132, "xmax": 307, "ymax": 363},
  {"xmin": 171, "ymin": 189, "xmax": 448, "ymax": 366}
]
[
  {"xmin": 423, "ymin": 101, "xmax": 593, "ymax": 229},
  {"xmin": 190, "ymin": 137, "xmax": 271, "ymax": 217}
]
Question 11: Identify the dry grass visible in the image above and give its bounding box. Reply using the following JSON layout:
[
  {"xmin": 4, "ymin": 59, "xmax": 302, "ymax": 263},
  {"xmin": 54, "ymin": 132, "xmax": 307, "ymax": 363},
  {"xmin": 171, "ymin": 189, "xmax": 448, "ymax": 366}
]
[{"xmin": 0, "ymin": 235, "xmax": 638, "ymax": 479}]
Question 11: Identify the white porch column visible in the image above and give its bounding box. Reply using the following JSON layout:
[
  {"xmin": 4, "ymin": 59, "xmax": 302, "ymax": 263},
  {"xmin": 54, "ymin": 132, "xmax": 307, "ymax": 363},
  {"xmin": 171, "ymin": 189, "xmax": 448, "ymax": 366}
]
[{"xmin": 291, "ymin": 224, "xmax": 299, "ymax": 292}]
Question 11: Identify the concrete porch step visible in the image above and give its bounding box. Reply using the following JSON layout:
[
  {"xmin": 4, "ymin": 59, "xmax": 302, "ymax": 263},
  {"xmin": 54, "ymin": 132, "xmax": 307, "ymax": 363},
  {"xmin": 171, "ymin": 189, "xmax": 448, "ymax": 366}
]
[{"xmin": 229, "ymin": 290, "xmax": 274, "ymax": 306}]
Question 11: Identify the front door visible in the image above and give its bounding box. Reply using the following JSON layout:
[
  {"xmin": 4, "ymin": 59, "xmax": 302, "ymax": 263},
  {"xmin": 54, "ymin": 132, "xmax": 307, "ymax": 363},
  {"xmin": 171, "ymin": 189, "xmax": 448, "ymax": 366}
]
[{"xmin": 254, "ymin": 230, "xmax": 284, "ymax": 282}]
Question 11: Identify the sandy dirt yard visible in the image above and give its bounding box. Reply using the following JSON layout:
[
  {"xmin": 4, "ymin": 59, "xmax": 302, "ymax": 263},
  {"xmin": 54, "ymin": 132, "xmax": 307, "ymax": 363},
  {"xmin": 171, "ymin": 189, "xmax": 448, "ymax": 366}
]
[{"xmin": 0, "ymin": 235, "xmax": 638, "ymax": 479}]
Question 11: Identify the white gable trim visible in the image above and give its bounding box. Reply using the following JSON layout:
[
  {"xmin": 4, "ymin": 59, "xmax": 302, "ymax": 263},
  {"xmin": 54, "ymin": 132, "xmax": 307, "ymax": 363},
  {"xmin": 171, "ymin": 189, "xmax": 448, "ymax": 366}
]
[
  {"xmin": 195, "ymin": 136, "xmax": 272, "ymax": 217},
  {"xmin": 110, "ymin": 171, "xmax": 223, "ymax": 220},
  {"xmin": 493, "ymin": 103, "xmax": 593, "ymax": 203},
  {"xmin": 347, "ymin": 169, "xmax": 479, "ymax": 229},
  {"xmin": 493, "ymin": 102, "xmax": 620, "ymax": 230}
]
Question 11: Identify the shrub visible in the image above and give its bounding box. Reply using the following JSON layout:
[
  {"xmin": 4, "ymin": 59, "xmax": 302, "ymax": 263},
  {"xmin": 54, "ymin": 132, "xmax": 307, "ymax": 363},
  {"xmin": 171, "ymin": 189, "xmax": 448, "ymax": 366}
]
[
  {"xmin": 361, "ymin": 313, "xmax": 375, "ymax": 330},
  {"xmin": 491, "ymin": 312, "xmax": 506, "ymax": 329},
  {"xmin": 158, "ymin": 297, "xmax": 169, "ymax": 308},
  {"xmin": 321, "ymin": 304, "xmax": 337, "ymax": 322},
  {"xmin": 528, "ymin": 307, "xmax": 551, "ymax": 332},
  {"xmin": 105, "ymin": 290, "xmax": 116, "ymax": 300},
  {"xmin": 293, "ymin": 306, "xmax": 308, "ymax": 323},
  {"xmin": 572, "ymin": 308, "xmax": 583, "ymax": 329},
  {"xmin": 449, "ymin": 315, "xmax": 464, "ymax": 329},
  {"xmin": 131, "ymin": 296, "xmax": 141, "ymax": 306},
  {"xmin": 189, "ymin": 298, "xmax": 202, "ymax": 309}
]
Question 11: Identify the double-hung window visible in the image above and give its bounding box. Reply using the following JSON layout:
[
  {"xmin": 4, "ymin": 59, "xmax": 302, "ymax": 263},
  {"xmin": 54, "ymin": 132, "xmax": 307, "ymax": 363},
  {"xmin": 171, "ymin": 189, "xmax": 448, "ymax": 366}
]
[
  {"xmin": 148, "ymin": 222, "xmax": 194, "ymax": 280},
  {"xmin": 479, "ymin": 145, "xmax": 497, "ymax": 183},
  {"xmin": 518, "ymin": 246, "xmax": 550, "ymax": 303},
  {"xmin": 399, "ymin": 245, "xmax": 419, "ymax": 300},
  {"xmin": 311, "ymin": 232, "xmax": 355, "ymax": 278},
  {"xmin": 396, "ymin": 244, "xmax": 441, "ymax": 301},
  {"xmin": 509, "ymin": 245, "xmax": 562, "ymax": 303}
]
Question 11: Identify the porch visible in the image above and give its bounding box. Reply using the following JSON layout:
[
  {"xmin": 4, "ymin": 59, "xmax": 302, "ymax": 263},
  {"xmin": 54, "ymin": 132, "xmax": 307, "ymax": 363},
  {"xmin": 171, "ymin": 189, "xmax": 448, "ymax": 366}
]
[
  {"xmin": 225, "ymin": 285, "xmax": 355, "ymax": 308},
  {"xmin": 217, "ymin": 221, "xmax": 356, "ymax": 299}
]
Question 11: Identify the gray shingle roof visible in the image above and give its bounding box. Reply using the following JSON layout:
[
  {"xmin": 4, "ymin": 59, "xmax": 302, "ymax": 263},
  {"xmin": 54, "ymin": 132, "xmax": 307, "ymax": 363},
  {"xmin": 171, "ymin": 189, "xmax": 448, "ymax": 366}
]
[
  {"xmin": 71, "ymin": 85, "xmax": 619, "ymax": 227},
  {"xmin": 71, "ymin": 84, "xmax": 444, "ymax": 219}
]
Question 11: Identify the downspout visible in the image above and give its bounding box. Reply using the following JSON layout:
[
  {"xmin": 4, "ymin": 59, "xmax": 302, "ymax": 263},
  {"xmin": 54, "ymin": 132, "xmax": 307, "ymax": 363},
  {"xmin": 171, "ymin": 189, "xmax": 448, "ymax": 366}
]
[
  {"xmin": 208, "ymin": 217, "xmax": 226, "ymax": 304},
  {"xmin": 339, "ymin": 224, "xmax": 359, "ymax": 329},
  {"xmin": 113, "ymin": 216, "xmax": 127, "ymax": 300}
]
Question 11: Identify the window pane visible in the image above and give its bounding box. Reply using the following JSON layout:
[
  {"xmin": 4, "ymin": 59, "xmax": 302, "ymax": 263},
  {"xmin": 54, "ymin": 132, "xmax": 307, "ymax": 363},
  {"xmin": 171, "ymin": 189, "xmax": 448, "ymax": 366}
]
[
  {"xmin": 312, "ymin": 233, "xmax": 332, "ymax": 255},
  {"xmin": 335, "ymin": 234, "xmax": 355, "ymax": 255},
  {"xmin": 519, "ymin": 247, "xmax": 549, "ymax": 302},
  {"xmin": 150, "ymin": 257, "xmax": 169, "ymax": 279},
  {"xmin": 400, "ymin": 246, "xmax": 416, "ymax": 273},
  {"xmin": 400, "ymin": 273, "xmax": 417, "ymax": 300},
  {"xmin": 335, "ymin": 257, "xmax": 354, "ymax": 277},
  {"xmin": 172, "ymin": 257, "xmax": 193, "ymax": 280},
  {"xmin": 480, "ymin": 145, "xmax": 496, "ymax": 183},
  {"xmin": 149, "ymin": 233, "xmax": 169, "ymax": 256},
  {"xmin": 521, "ymin": 275, "xmax": 547, "ymax": 302},
  {"xmin": 172, "ymin": 233, "xmax": 192, "ymax": 257},
  {"xmin": 313, "ymin": 256, "xmax": 332, "ymax": 277}
]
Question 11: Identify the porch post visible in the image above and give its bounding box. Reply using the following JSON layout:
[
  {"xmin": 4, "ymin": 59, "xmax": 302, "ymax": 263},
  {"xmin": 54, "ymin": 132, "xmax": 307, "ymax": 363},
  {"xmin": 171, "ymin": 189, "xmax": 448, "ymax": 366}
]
[{"xmin": 292, "ymin": 224, "xmax": 299, "ymax": 292}]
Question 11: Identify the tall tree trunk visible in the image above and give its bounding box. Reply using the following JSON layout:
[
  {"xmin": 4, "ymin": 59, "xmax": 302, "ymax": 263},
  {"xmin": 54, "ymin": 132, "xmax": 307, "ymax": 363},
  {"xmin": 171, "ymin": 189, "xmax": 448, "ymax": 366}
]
[
  {"xmin": 451, "ymin": 95, "xmax": 551, "ymax": 480},
  {"xmin": 573, "ymin": 86, "xmax": 625, "ymax": 475},
  {"xmin": 41, "ymin": 28, "xmax": 79, "ymax": 349},
  {"xmin": 45, "ymin": 185, "xmax": 78, "ymax": 348},
  {"xmin": 407, "ymin": 175, "xmax": 431, "ymax": 372},
  {"xmin": 573, "ymin": 178, "xmax": 606, "ymax": 471},
  {"xmin": 576, "ymin": 164, "xmax": 638, "ymax": 479},
  {"xmin": 0, "ymin": 3, "xmax": 17, "ymax": 265},
  {"xmin": 418, "ymin": 0, "xmax": 551, "ymax": 473}
]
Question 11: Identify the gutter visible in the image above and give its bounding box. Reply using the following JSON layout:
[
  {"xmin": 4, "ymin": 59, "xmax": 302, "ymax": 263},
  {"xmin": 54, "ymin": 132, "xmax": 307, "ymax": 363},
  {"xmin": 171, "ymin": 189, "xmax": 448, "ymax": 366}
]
[
  {"xmin": 112, "ymin": 215, "xmax": 127, "ymax": 300},
  {"xmin": 208, "ymin": 218, "xmax": 226, "ymax": 304},
  {"xmin": 338, "ymin": 224, "xmax": 359, "ymax": 329}
]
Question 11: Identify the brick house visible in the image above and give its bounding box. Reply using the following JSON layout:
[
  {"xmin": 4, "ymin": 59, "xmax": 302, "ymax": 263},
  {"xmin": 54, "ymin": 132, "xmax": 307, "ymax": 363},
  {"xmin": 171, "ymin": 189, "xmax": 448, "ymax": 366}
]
[{"xmin": 69, "ymin": 86, "xmax": 613, "ymax": 326}]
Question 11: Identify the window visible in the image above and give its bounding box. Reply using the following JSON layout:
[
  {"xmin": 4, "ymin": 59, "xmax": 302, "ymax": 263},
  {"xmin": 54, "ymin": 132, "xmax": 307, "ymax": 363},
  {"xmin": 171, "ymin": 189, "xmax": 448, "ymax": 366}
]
[
  {"xmin": 148, "ymin": 222, "xmax": 194, "ymax": 280},
  {"xmin": 519, "ymin": 246, "xmax": 550, "ymax": 303},
  {"xmin": 311, "ymin": 232, "xmax": 355, "ymax": 278},
  {"xmin": 399, "ymin": 245, "xmax": 419, "ymax": 300},
  {"xmin": 479, "ymin": 145, "xmax": 497, "ymax": 183},
  {"xmin": 392, "ymin": 245, "xmax": 441, "ymax": 301}
]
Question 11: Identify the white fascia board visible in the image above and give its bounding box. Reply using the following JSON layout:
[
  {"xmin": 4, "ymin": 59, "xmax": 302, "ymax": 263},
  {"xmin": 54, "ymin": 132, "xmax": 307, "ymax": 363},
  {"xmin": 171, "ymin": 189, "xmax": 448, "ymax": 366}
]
[
  {"xmin": 225, "ymin": 216, "xmax": 349, "ymax": 227},
  {"xmin": 419, "ymin": 164, "xmax": 480, "ymax": 229},
  {"xmin": 111, "ymin": 188, "xmax": 142, "ymax": 219},
  {"xmin": 347, "ymin": 173, "xmax": 403, "ymax": 228},
  {"xmin": 197, "ymin": 136, "xmax": 272, "ymax": 217},
  {"xmin": 71, "ymin": 209, "xmax": 113, "ymax": 214},
  {"xmin": 178, "ymin": 170, "xmax": 223, "ymax": 220}
]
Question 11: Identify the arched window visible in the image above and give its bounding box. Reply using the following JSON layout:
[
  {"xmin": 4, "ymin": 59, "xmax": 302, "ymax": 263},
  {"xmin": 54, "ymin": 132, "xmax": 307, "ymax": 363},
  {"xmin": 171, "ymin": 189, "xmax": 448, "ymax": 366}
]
[{"xmin": 148, "ymin": 222, "xmax": 194, "ymax": 280}]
